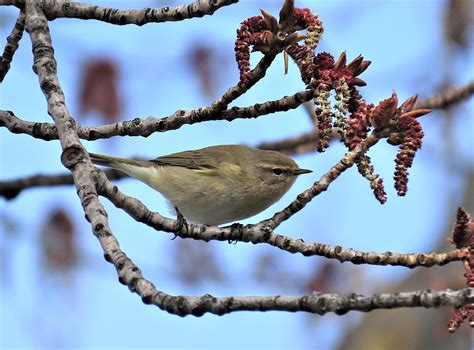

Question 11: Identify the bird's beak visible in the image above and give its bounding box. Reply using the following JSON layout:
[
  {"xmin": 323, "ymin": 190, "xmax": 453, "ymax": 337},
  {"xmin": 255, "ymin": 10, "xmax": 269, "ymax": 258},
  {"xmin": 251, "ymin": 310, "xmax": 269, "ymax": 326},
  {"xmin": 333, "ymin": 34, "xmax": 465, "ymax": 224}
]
[{"xmin": 294, "ymin": 168, "xmax": 312, "ymax": 175}]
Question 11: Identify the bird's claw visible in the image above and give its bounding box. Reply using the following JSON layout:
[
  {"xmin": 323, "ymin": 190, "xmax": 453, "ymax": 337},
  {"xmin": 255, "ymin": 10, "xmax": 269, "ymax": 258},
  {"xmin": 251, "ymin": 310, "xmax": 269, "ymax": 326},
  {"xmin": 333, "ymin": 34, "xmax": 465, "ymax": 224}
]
[
  {"xmin": 227, "ymin": 223, "xmax": 244, "ymax": 244},
  {"xmin": 173, "ymin": 206, "xmax": 188, "ymax": 239}
]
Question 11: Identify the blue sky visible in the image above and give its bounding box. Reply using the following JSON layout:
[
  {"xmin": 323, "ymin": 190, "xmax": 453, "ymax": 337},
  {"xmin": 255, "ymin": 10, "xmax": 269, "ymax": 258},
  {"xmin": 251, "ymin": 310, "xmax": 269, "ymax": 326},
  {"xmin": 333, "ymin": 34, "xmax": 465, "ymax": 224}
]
[{"xmin": 1, "ymin": 0, "xmax": 473, "ymax": 349}]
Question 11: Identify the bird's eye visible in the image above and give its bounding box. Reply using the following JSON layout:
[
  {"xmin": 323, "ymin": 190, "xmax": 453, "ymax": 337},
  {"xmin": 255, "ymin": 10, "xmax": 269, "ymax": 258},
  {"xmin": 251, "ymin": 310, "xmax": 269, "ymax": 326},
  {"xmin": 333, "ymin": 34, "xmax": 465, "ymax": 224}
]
[{"xmin": 272, "ymin": 168, "xmax": 283, "ymax": 175}]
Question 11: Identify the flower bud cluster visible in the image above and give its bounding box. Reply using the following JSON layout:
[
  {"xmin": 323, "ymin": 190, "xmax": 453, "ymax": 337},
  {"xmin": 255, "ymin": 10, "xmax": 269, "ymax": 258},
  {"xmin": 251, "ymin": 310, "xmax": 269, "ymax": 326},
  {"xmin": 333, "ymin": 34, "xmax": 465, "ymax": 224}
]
[
  {"xmin": 235, "ymin": 1, "xmax": 322, "ymax": 84},
  {"xmin": 286, "ymin": 44, "xmax": 315, "ymax": 84},
  {"xmin": 370, "ymin": 92, "xmax": 428, "ymax": 196},
  {"xmin": 393, "ymin": 115, "xmax": 424, "ymax": 196},
  {"xmin": 314, "ymin": 88, "xmax": 332, "ymax": 152},
  {"xmin": 234, "ymin": 1, "xmax": 430, "ymax": 203},
  {"xmin": 235, "ymin": 16, "xmax": 267, "ymax": 83},
  {"xmin": 357, "ymin": 155, "xmax": 387, "ymax": 204},
  {"xmin": 293, "ymin": 8, "xmax": 323, "ymax": 50},
  {"xmin": 448, "ymin": 208, "xmax": 474, "ymax": 333},
  {"xmin": 344, "ymin": 101, "xmax": 373, "ymax": 150}
]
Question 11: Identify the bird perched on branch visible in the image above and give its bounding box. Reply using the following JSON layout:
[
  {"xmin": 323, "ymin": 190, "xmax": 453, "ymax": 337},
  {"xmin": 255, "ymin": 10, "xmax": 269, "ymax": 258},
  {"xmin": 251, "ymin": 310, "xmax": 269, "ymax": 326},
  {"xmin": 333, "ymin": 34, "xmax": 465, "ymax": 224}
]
[{"xmin": 90, "ymin": 144, "xmax": 312, "ymax": 226}]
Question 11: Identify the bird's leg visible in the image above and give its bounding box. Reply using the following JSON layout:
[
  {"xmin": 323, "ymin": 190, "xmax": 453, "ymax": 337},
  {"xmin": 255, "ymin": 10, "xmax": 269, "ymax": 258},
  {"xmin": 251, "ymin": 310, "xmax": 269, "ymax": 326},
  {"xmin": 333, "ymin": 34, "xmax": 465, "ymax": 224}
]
[
  {"xmin": 226, "ymin": 223, "xmax": 244, "ymax": 244},
  {"xmin": 173, "ymin": 206, "xmax": 188, "ymax": 239}
]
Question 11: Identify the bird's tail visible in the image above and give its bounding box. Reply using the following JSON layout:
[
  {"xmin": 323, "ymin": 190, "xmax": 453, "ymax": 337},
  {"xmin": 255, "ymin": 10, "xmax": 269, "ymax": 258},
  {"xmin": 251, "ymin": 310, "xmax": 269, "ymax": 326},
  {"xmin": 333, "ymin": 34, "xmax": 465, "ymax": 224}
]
[
  {"xmin": 89, "ymin": 152, "xmax": 152, "ymax": 170},
  {"xmin": 89, "ymin": 152, "xmax": 163, "ymax": 191}
]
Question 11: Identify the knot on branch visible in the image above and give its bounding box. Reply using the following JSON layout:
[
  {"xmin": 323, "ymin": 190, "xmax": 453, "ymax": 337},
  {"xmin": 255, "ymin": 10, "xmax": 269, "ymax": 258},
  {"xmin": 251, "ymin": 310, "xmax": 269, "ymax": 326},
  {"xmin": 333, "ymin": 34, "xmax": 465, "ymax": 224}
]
[{"xmin": 60, "ymin": 145, "xmax": 86, "ymax": 170}]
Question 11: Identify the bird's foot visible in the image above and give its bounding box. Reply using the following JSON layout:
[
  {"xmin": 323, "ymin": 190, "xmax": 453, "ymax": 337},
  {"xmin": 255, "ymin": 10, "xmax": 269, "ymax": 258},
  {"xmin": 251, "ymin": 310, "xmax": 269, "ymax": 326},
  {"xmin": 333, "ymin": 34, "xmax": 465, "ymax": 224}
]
[
  {"xmin": 173, "ymin": 206, "xmax": 188, "ymax": 239},
  {"xmin": 226, "ymin": 223, "xmax": 244, "ymax": 244}
]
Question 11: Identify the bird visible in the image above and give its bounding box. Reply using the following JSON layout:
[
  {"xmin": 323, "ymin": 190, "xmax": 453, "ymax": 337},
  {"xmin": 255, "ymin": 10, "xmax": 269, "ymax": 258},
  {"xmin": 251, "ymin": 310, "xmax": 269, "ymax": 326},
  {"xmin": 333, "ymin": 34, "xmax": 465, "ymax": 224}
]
[{"xmin": 89, "ymin": 144, "xmax": 312, "ymax": 226}]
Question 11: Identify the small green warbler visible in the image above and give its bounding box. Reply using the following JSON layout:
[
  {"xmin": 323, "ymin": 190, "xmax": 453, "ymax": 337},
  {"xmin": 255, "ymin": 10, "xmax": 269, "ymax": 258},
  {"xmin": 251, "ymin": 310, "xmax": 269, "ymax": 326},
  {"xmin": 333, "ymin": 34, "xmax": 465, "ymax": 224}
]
[{"xmin": 90, "ymin": 144, "xmax": 312, "ymax": 225}]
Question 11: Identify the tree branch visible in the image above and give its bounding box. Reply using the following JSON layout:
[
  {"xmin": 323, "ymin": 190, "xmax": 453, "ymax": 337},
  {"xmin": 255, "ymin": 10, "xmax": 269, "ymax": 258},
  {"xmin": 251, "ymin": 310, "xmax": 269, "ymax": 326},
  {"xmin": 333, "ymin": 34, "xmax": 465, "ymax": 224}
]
[
  {"xmin": 258, "ymin": 130, "xmax": 319, "ymax": 154},
  {"xmin": 3, "ymin": 79, "xmax": 472, "ymax": 145},
  {"xmin": 211, "ymin": 52, "xmax": 279, "ymax": 110},
  {"xmin": 0, "ymin": 90, "xmax": 314, "ymax": 140},
  {"xmin": 23, "ymin": 1, "xmax": 135, "ymax": 313},
  {"xmin": 415, "ymin": 81, "xmax": 474, "ymax": 110},
  {"xmin": 3, "ymin": 0, "xmax": 473, "ymax": 324},
  {"xmin": 0, "ymin": 168, "xmax": 125, "ymax": 199},
  {"xmin": 3, "ymin": 0, "xmax": 238, "ymax": 25},
  {"xmin": 262, "ymin": 130, "xmax": 388, "ymax": 229},
  {"xmin": 102, "ymin": 171, "xmax": 472, "ymax": 268},
  {"xmin": 152, "ymin": 288, "xmax": 474, "ymax": 316},
  {"xmin": 0, "ymin": 8, "xmax": 25, "ymax": 82}
]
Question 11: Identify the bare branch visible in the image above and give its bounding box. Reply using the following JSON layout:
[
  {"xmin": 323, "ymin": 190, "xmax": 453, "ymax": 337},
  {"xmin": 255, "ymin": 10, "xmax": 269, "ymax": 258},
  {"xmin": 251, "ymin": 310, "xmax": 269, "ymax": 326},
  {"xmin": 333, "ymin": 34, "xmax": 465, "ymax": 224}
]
[
  {"xmin": 0, "ymin": 168, "xmax": 125, "ymax": 199},
  {"xmin": 102, "ymin": 205, "xmax": 469, "ymax": 318},
  {"xmin": 0, "ymin": 109, "xmax": 59, "ymax": 140},
  {"xmin": 93, "ymin": 172, "xmax": 466, "ymax": 268},
  {"xmin": 0, "ymin": 9, "xmax": 25, "ymax": 82},
  {"xmin": 3, "ymin": 80, "xmax": 471, "ymax": 146},
  {"xmin": 4, "ymin": 0, "xmax": 238, "ymax": 25},
  {"xmin": 258, "ymin": 128, "xmax": 341, "ymax": 155},
  {"xmin": 0, "ymin": 90, "xmax": 314, "ymax": 140},
  {"xmin": 415, "ymin": 81, "xmax": 474, "ymax": 110},
  {"xmin": 211, "ymin": 52, "xmax": 279, "ymax": 110},
  {"xmin": 139, "ymin": 287, "xmax": 474, "ymax": 316}
]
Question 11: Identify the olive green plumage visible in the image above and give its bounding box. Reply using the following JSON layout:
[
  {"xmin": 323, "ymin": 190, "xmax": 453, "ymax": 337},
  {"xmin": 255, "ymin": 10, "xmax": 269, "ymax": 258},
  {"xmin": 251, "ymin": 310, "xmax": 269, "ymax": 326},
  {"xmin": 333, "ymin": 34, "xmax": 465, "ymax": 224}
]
[{"xmin": 89, "ymin": 145, "xmax": 311, "ymax": 226}]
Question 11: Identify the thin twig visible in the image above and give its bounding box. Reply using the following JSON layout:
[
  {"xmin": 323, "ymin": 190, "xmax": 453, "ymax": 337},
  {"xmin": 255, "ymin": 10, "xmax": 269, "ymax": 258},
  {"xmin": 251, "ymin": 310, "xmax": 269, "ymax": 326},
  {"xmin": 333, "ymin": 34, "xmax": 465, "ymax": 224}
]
[
  {"xmin": 0, "ymin": 168, "xmax": 125, "ymax": 199},
  {"xmin": 415, "ymin": 81, "xmax": 474, "ymax": 110},
  {"xmin": 262, "ymin": 130, "xmax": 388, "ymax": 229},
  {"xmin": 0, "ymin": 9, "xmax": 25, "ymax": 82},
  {"xmin": 211, "ymin": 52, "xmax": 279, "ymax": 110},
  {"xmin": 139, "ymin": 287, "xmax": 474, "ymax": 317}
]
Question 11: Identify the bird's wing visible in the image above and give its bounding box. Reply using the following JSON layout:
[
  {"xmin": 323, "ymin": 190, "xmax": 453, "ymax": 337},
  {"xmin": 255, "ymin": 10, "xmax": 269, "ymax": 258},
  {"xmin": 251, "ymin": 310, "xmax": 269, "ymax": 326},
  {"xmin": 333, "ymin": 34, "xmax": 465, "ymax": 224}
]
[{"xmin": 150, "ymin": 149, "xmax": 222, "ymax": 170}]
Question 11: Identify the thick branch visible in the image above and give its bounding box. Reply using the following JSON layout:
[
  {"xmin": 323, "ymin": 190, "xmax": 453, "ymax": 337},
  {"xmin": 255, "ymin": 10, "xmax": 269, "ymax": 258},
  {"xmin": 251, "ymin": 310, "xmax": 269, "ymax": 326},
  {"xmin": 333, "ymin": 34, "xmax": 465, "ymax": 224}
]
[
  {"xmin": 23, "ymin": 0, "xmax": 136, "ymax": 310},
  {"xmin": 0, "ymin": 9, "xmax": 25, "ymax": 82},
  {"xmin": 3, "ymin": 0, "xmax": 238, "ymax": 25}
]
